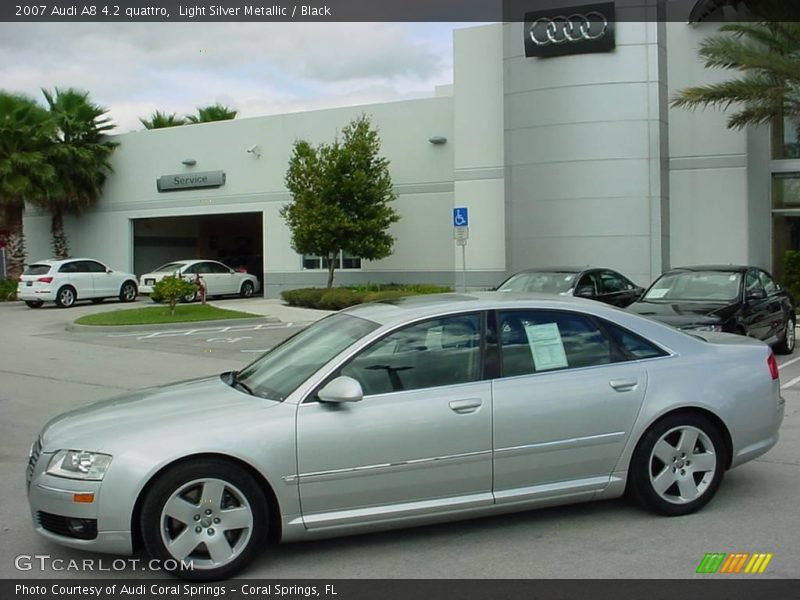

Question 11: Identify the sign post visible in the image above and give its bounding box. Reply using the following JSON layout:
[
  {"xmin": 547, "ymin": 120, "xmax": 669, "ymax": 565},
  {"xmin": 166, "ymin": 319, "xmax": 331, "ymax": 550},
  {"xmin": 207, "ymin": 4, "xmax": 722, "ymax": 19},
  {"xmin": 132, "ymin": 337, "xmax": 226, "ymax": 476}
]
[{"xmin": 453, "ymin": 208, "xmax": 469, "ymax": 293}]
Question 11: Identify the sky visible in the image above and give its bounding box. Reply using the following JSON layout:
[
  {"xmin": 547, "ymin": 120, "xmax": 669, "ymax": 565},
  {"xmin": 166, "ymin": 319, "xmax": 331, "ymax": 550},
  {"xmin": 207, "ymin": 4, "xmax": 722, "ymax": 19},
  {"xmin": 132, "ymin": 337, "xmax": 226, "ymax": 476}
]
[{"xmin": 0, "ymin": 22, "xmax": 466, "ymax": 132}]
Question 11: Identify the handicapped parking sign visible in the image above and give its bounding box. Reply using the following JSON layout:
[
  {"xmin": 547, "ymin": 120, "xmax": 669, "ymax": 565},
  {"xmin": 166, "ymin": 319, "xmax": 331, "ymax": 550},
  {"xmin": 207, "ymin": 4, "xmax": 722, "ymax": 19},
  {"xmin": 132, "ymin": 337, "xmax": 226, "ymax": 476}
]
[{"xmin": 453, "ymin": 207, "xmax": 469, "ymax": 227}]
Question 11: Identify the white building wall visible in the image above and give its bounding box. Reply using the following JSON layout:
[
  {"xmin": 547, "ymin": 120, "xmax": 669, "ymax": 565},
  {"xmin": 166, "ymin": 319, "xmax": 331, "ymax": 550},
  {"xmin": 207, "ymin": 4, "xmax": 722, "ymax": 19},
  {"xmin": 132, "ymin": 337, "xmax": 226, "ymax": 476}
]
[{"xmin": 502, "ymin": 21, "xmax": 669, "ymax": 286}]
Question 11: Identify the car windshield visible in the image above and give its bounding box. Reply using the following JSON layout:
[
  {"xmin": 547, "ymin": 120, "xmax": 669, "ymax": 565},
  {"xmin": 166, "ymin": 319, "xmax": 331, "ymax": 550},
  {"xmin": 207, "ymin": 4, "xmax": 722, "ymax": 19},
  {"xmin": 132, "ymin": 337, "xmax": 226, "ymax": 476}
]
[
  {"xmin": 235, "ymin": 313, "xmax": 379, "ymax": 401},
  {"xmin": 497, "ymin": 272, "xmax": 576, "ymax": 294},
  {"xmin": 644, "ymin": 271, "xmax": 742, "ymax": 302},
  {"xmin": 153, "ymin": 262, "xmax": 187, "ymax": 273}
]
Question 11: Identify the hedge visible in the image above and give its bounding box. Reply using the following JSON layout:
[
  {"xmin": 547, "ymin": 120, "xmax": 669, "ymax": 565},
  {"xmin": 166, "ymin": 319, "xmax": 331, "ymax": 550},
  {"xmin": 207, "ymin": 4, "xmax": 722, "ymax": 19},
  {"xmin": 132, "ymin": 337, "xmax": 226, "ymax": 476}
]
[{"xmin": 282, "ymin": 284, "xmax": 451, "ymax": 310}]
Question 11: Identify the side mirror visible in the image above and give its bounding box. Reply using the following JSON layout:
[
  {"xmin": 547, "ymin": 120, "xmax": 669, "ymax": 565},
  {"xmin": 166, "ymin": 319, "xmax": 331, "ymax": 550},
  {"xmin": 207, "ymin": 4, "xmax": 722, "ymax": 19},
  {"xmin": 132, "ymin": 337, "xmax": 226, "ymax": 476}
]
[
  {"xmin": 574, "ymin": 286, "xmax": 594, "ymax": 298},
  {"xmin": 747, "ymin": 288, "xmax": 767, "ymax": 301},
  {"xmin": 318, "ymin": 376, "xmax": 363, "ymax": 404}
]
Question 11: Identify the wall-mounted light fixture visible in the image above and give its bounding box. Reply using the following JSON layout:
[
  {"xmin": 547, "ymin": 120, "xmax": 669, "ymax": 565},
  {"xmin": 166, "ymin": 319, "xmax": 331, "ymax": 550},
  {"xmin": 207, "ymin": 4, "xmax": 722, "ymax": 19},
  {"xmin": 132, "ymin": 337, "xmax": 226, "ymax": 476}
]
[
  {"xmin": 246, "ymin": 144, "xmax": 261, "ymax": 158},
  {"xmin": 181, "ymin": 158, "xmax": 197, "ymax": 166},
  {"xmin": 428, "ymin": 136, "xmax": 447, "ymax": 145}
]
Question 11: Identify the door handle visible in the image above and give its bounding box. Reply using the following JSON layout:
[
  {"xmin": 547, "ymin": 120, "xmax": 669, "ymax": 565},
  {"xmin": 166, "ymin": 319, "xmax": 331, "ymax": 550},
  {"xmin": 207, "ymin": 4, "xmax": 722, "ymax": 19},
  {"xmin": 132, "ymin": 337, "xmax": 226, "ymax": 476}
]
[
  {"xmin": 609, "ymin": 379, "xmax": 638, "ymax": 392},
  {"xmin": 448, "ymin": 398, "xmax": 482, "ymax": 413}
]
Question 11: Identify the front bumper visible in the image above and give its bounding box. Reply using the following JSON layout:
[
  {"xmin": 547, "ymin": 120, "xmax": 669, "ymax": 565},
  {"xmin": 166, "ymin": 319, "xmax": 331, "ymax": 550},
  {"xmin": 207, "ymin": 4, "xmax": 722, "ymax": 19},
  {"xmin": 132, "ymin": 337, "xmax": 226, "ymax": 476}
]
[{"xmin": 27, "ymin": 456, "xmax": 133, "ymax": 555}]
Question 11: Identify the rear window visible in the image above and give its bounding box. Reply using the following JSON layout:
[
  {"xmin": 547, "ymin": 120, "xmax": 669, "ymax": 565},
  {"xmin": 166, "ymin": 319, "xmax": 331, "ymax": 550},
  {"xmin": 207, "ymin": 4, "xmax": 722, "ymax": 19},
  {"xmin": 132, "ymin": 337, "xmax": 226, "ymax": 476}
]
[{"xmin": 23, "ymin": 264, "xmax": 52, "ymax": 276}]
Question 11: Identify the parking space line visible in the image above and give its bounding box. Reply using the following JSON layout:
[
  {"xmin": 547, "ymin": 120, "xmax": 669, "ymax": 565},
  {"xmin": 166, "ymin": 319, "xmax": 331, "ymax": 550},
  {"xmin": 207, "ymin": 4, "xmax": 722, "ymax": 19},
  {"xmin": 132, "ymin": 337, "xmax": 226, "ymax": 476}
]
[
  {"xmin": 781, "ymin": 374, "xmax": 800, "ymax": 389},
  {"xmin": 778, "ymin": 355, "xmax": 800, "ymax": 370},
  {"xmin": 106, "ymin": 322, "xmax": 298, "ymax": 340}
]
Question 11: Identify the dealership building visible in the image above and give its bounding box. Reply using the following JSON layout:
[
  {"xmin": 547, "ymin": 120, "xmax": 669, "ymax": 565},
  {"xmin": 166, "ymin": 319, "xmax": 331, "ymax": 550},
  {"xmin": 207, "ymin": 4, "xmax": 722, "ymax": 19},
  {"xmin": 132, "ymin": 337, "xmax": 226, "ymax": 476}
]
[{"xmin": 20, "ymin": 1, "xmax": 800, "ymax": 297}]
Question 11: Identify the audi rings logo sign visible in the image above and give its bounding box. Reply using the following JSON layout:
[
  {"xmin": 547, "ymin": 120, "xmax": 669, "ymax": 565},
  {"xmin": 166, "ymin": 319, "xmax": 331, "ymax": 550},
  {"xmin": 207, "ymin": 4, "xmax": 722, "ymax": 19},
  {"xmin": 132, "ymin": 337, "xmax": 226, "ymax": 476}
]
[{"xmin": 524, "ymin": 2, "xmax": 616, "ymax": 58}]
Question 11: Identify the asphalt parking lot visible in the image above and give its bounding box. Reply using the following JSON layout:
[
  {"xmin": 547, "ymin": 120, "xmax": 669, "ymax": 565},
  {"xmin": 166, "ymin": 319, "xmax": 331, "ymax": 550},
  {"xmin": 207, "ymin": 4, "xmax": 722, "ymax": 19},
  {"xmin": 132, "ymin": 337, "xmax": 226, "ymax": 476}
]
[{"xmin": 0, "ymin": 298, "xmax": 798, "ymax": 579}]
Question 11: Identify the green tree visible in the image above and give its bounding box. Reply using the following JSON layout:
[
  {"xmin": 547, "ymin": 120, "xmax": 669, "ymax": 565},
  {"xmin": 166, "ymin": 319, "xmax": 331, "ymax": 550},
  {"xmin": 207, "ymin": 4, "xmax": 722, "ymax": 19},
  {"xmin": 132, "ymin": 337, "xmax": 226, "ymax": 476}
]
[
  {"xmin": 186, "ymin": 103, "xmax": 238, "ymax": 124},
  {"xmin": 151, "ymin": 276, "xmax": 197, "ymax": 316},
  {"xmin": 671, "ymin": 22, "xmax": 800, "ymax": 130},
  {"xmin": 140, "ymin": 110, "xmax": 187, "ymax": 129},
  {"xmin": 40, "ymin": 88, "xmax": 117, "ymax": 258},
  {"xmin": 0, "ymin": 92, "xmax": 56, "ymax": 279},
  {"xmin": 281, "ymin": 114, "xmax": 400, "ymax": 288}
]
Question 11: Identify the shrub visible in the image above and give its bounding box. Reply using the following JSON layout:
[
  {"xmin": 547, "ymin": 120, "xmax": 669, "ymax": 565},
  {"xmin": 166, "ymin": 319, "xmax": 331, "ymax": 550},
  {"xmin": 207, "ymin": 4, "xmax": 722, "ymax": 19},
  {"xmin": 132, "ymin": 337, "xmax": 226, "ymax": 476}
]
[
  {"xmin": 281, "ymin": 284, "xmax": 452, "ymax": 309},
  {"xmin": 0, "ymin": 278, "xmax": 17, "ymax": 301},
  {"xmin": 151, "ymin": 276, "xmax": 198, "ymax": 315},
  {"xmin": 784, "ymin": 251, "xmax": 800, "ymax": 303}
]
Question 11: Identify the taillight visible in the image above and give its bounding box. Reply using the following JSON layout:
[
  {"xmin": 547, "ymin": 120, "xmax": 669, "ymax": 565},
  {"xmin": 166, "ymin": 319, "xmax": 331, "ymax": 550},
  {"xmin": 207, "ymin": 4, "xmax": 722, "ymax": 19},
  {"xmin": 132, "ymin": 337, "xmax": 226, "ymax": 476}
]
[
  {"xmin": 36, "ymin": 277, "xmax": 53, "ymax": 284},
  {"xmin": 768, "ymin": 353, "xmax": 779, "ymax": 381}
]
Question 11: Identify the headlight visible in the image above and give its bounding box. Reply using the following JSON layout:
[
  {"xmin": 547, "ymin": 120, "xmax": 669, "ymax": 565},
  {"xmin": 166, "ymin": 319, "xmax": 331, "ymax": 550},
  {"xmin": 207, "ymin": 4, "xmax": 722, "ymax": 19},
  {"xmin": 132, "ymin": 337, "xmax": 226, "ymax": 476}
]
[
  {"xmin": 46, "ymin": 450, "xmax": 112, "ymax": 480},
  {"xmin": 687, "ymin": 324, "xmax": 723, "ymax": 333}
]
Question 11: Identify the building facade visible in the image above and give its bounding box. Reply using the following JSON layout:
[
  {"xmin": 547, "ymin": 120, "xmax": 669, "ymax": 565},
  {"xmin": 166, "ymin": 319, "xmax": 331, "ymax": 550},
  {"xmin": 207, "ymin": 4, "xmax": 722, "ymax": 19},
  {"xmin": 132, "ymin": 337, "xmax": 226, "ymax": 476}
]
[{"xmin": 21, "ymin": 4, "xmax": 793, "ymax": 297}]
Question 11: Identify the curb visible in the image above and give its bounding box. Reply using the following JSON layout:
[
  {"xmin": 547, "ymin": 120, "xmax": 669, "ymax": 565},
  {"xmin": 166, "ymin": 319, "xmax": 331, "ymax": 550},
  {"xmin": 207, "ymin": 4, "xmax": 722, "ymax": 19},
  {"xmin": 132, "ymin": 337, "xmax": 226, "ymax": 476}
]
[{"xmin": 66, "ymin": 316, "xmax": 280, "ymax": 334}]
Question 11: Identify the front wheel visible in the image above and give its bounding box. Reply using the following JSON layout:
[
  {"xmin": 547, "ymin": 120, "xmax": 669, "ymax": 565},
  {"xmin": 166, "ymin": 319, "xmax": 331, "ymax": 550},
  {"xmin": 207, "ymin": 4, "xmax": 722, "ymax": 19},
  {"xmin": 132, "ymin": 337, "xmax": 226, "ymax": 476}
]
[
  {"xmin": 239, "ymin": 281, "xmax": 255, "ymax": 298},
  {"xmin": 775, "ymin": 316, "xmax": 795, "ymax": 355},
  {"xmin": 140, "ymin": 458, "xmax": 268, "ymax": 581},
  {"xmin": 182, "ymin": 290, "xmax": 198, "ymax": 303},
  {"xmin": 629, "ymin": 413, "xmax": 725, "ymax": 516},
  {"xmin": 119, "ymin": 281, "xmax": 138, "ymax": 303}
]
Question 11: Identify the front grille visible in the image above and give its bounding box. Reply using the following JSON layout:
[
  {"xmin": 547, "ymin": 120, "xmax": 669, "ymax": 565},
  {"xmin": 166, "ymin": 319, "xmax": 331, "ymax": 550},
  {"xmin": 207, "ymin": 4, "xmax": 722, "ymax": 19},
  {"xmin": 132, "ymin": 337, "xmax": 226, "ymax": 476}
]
[
  {"xmin": 37, "ymin": 512, "xmax": 98, "ymax": 540},
  {"xmin": 27, "ymin": 437, "xmax": 42, "ymax": 488}
]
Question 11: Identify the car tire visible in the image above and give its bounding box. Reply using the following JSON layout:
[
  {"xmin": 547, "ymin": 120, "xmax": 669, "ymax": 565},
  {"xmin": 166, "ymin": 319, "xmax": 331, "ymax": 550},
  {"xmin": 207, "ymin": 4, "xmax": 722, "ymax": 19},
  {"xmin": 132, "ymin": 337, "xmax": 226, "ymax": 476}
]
[
  {"xmin": 629, "ymin": 413, "xmax": 725, "ymax": 516},
  {"xmin": 775, "ymin": 316, "xmax": 795, "ymax": 355},
  {"xmin": 55, "ymin": 286, "xmax": 76, "ymax": 308},
  {"xmin": 239, "ymin": 281, "xmax": 255, "ymax": 298},
  {"xmin": 182, "ymin": 290, "xmax": 198, "ymax": 303},
  {"xmin": 140, "ymin": 458, "xmax": 268, "ymax": 581},
  {"xmin": 119, "ymin": 281, "xmax": 138, "ymax": 303},
  {"xmin": 25, "ymin": 300, "xmax": 44, "ymax": 309}
]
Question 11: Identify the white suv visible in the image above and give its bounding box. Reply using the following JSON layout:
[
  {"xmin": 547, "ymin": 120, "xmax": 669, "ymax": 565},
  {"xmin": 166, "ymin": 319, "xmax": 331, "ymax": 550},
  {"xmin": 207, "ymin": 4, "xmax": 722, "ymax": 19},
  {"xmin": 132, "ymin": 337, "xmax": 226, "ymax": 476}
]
[{"xmin": 18, "ymin": 258, "xmax": 139, "ymax": 308}]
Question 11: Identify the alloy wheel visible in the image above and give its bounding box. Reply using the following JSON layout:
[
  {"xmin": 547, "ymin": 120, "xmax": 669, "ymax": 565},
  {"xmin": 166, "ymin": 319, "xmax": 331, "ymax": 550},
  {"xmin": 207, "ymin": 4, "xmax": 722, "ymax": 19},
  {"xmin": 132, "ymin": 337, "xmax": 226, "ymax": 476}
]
[{"xmin": 648, "ymin": 425, "xmax": 717, "ymax": 505}]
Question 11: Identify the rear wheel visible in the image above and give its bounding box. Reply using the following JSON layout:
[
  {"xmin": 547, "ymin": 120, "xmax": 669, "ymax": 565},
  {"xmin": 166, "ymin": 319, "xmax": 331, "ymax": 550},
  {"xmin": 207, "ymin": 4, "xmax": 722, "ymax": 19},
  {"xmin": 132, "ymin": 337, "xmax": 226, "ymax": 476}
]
[
  {"xmin": 775, "ymin": 316, "xmax": 795, "ymax": 355},
  {"xmin": 55, "ymin": 286, "xmax": 76, "ymax": 308},
  {"xmin": 629, "ymin": 413, "xmax": 725, "ymax": 516},
  {"xmin": 140, "ymin": 458, "xmax": 268, "ymax": 581},
  {"xmin": 25, "ymin": 300, "xmax": 44, "ymax": 309}
]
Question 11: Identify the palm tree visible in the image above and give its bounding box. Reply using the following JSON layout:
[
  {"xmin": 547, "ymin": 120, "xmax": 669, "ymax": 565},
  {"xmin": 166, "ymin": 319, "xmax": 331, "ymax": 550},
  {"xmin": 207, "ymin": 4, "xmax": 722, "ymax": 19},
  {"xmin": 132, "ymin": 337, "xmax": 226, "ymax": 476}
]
[
  {"xmin": 140, "ymin": 110, "xmax": 187, "ymax": 129},
  {"xmin": 671, "ymin": 22, "xmax": 800, "ymax": 130},
  {"xmin": 0, "ymin": 92, "xmax": 56, "ymax": 279},
  {"xmin": 41, "ymin": 88, "xmax": 117, "ymax": 258},
  {"xmin": 186, "ymin": 103, "xmax": 238, "ymax": 124}
]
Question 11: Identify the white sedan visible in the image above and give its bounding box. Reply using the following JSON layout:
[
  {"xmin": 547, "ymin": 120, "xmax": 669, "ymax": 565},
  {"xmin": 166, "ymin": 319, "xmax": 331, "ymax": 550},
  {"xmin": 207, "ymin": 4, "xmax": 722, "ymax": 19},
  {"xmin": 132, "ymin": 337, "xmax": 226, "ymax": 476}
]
[{"xmin": 138, "ymin": 259, "xmax": 260, "ymax": 300}]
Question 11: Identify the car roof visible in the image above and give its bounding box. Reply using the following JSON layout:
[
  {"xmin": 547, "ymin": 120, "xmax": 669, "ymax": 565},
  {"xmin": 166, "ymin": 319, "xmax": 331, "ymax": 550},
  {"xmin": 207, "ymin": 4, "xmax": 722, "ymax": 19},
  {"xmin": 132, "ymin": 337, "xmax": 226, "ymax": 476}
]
[
  {"xmin": 667, "ymin": 265, "xmax": 751, "ymax": 274},
  {"xmin": 343, "ymin": 291, "xmax": 621, "ymax": 327},
  {"xmin": 28, "ymin": 258, "xmax": 103, "ymax": 265},
  {"xmin": 512, "ymin": 267, "xmax": 588, "ymax": 274}
]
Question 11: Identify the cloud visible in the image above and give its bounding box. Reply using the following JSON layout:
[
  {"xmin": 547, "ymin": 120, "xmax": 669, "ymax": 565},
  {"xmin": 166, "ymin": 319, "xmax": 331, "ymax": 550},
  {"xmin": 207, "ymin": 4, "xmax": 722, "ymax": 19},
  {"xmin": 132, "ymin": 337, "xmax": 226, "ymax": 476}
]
[{"xmin": 0, "ymin": 22, "xmax": 458, "ymax": 131}]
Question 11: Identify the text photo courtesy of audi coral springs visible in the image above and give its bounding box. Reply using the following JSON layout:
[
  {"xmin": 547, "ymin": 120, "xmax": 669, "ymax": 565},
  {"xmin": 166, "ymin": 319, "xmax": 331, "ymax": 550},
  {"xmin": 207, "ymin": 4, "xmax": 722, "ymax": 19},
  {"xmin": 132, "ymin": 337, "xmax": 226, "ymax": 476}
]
[{"xmin": 25, "ymin": 294, "xmax": 784, "ymax": 580}]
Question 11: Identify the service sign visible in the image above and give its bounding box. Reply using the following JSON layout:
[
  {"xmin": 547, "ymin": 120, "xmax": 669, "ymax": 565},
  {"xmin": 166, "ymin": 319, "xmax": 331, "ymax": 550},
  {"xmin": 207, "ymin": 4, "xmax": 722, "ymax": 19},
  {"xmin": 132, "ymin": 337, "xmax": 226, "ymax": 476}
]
[
  {"xmin": 157, "ymin": 170, "xmax": 226, "ymax": 192},
  {"xmin": 524, "ymin": 2, "xmax": 616, "ymax": 59}
]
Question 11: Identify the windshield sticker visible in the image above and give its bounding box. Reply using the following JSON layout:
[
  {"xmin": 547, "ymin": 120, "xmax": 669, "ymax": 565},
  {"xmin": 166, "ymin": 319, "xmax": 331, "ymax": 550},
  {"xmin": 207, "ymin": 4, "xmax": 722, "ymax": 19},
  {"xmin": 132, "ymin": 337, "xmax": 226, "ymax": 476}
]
[
  {"xmin": 648, "ymin": 288, "xmax": 668, "ymax": 298},
  {"xmin": 524, "ymin": 322, "xmax": 569, "ymax": 371}
]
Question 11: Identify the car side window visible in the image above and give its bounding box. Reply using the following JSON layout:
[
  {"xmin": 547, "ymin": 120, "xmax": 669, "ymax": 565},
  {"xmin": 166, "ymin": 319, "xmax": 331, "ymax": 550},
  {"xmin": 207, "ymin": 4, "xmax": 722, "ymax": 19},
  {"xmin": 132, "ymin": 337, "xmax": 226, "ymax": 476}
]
[
  {"xmin": 498, "ymin": 310, "xmax": 613, "ymax": 378},
  {"xmin": 601, "ymin": 320, "xmax": 667, "ymax": 360},
  {"xmin": 183, "ymin": 264, "xmax": 198, "ymax": 275},
  {"xmin": 575, "ymin": 273, "xmax": 598, "ymax": 295},
  {"xmin": 85, "ymin": 261, "xmax": 106, "ymax": 273},
  {"xmin": 758, "ymin": 270, "xmax": 780, "ymax": 295},
  {"xmin": 210, "ymin": 262, "xmax": 231, "ymax": 274},
  {"xmin": 599, "ymin": 270, "xmax": 631, "ymax": 294},
  {"xmin": 340, "ymin": 314, "xmax": 482, "ymax": 396},
  {"xmin": 58, "ymin": 262, "xmax": 79, "ymax": 273},
  {"xmin": 745, "ymin": 269, "xmax": 763, "ymax": 294}
]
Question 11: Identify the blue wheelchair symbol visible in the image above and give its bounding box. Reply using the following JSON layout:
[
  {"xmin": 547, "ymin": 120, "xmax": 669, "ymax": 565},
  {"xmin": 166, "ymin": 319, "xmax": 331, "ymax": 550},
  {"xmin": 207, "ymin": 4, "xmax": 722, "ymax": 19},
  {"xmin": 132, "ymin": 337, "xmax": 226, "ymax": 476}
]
[{"xmin": 453, "ymin": 208, "xmax": 469, "ymax": 227}]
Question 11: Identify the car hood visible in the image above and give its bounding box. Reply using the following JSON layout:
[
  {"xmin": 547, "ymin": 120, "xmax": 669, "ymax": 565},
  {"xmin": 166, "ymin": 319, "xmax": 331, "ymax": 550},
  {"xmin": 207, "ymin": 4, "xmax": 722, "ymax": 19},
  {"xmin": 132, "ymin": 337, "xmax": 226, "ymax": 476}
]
[
  {"xmin": 40, "ymin": 375, "xmax": 279, "ymax": 451},
  {"xmin": 627, "ymin": 300, "xmax": 737, "ymax": 328}
]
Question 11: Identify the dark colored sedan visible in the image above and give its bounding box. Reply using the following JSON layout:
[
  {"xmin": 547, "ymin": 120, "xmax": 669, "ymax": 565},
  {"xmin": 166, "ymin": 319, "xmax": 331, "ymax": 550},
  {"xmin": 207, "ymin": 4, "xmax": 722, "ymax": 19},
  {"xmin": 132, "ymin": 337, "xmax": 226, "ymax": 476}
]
[
  {"xmin": 628, "ymin": 265, "xmax": 796, "ymax": 354},
  {"xmin": 496, "ymin": 267, "xmax": 644, "ymax": 308}
]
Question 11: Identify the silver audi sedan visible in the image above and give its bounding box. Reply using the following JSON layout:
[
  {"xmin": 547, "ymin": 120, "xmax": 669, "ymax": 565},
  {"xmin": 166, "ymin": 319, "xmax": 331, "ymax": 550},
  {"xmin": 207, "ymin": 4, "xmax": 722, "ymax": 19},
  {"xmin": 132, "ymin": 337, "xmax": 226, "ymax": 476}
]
[{"xmin": 27, "ymin": 293, "xmax": 784, "ymax": 580}]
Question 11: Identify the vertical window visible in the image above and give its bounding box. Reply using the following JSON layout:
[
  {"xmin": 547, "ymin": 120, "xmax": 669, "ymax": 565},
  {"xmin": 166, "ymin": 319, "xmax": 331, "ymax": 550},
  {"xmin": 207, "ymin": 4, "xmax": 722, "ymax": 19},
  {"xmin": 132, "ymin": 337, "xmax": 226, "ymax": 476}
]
[
  {"xmin": 340, "ymin": 314, "xmax": 482, "ymax": 395},
  {"xmin": 498, "ymin": 310, "xmax": 613, "ymax": 377},
  {"xmin": 302, "ymin": 251, "xmax": 361, "ymax": 270}
]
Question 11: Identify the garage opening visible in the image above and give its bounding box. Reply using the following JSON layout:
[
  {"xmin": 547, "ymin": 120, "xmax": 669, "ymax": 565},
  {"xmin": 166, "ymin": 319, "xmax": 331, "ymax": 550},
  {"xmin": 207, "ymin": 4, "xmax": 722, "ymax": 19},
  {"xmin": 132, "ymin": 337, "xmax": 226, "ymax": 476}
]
[{"xmin": 132, "ymin": 213, "xmax": 263, "ymax": 285}]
